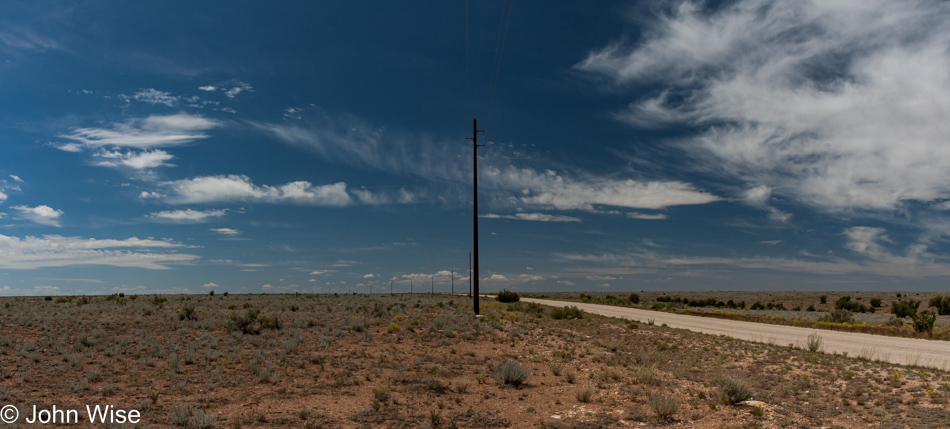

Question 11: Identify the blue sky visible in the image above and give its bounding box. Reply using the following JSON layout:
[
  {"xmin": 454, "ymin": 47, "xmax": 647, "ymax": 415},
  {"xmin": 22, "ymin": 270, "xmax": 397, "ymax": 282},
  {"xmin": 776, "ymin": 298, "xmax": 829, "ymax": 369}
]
[{"xmin": 3, "ymin": 1, "xmax": 950, "ymax": 295}]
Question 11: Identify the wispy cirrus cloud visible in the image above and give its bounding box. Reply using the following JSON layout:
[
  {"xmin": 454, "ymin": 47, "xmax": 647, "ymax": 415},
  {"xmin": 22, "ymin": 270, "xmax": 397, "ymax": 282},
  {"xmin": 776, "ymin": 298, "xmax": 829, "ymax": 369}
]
[
  {"xmin": 0, "ymin": 234, "xmax": 197, "ymax": 270},
  {"xmin": 132, "ymin": 88, "xmax": 178, "ymax": 107},
  {"xmin": 94, "ymin": 149, "xmax": 175, "ymax": 170},
  {"xmin": 210, "ymin": 228, "xmax": 241, "ymax": 236},
  {"xmin": 260, "ymin": 114, "xmax": 720, "ymax": 212},
  {"xmin": 147, "ymin": 208, "xmax": 227, "ymax": 223},
  {"xmin": 577, "ymin": 0, "xmax": 950, "ymax": 217},
  {"xmin": 482, "ymin": 212, "xmax": 581, "ymax": 223},
  {"xmin": 161, "ymin": 175, "xmax": 352, "ymax": 206},
  {"xmin": 59, "ymin": 113, "xmax": 219, "ymax": 149}
]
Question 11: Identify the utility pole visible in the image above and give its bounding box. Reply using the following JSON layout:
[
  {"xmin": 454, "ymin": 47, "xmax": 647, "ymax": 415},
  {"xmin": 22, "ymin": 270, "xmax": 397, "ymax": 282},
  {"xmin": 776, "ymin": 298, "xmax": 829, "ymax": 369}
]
[
  {"xmin": 468, "ymin": 251, "xmax": 472, "ymax": 297},
  {"xmin": 467, "ymin": 118, "xmax": 484, "ymax": 315}
]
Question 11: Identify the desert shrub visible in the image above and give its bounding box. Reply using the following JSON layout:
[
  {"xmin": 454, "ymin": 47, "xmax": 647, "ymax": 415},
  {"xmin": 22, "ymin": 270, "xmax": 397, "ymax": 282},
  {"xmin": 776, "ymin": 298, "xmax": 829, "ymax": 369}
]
[
  {"xmin": 892, "ymin": 300, "xmax": 921, "ymax": 318},
  {"xmin": 718, "ymin": 378, "xmax": 753, "ymax": 405},
  {"xmin": 492, "ymin": 361, "xmax": 530, "ymax": 387},
  {"xmin": 649, "ymin": 393, "xmax": 679, "ymax": 422},
  {"xmin": 149, "ymin": 295, "xmax": 167, "ymax": 308},
  {"xmin": 929, "ymin": 295, "xmax": 950, "ymax": 315},
  {"xmin": 819, "ymin": 309, "xmax": 853, "ymax": 324},
  {"xmin": 550, "ymin": 306, "xmax": 583, "ymax": 320},
  {"xmin": 575, "ymin": 387, "xmax": 595, "ymax": 403},
  {"xmin": 750, "ymin": 301, "xmax": 765, "ymax": 310},
  {"xmin": 179, "ymin": 304, "xmax": 197, "ymax": 321},
  {"xmin": 819, "ymin": 295, "xmax": 827, "ymax": 304},
  {"xmin": 628, "ymin": 293, "xmax": 640, "ymax": 304},
  {"xmin": 806, "ymin": 305, "xmax": 816, "ymax": 312},
  {"xmin": 912, "ymin": 310, "xmax": 937, "ymax": 333},
  {"xmin": 835, "ymin": 296, "xmax": 872, "ymax": 313},
  {"xmin": 806, "ymin": 332, "xmax": 823, "ymax": 352},
  {"xmin": 496, "ymin": 289, "xmax": 520, "ymax": 303},
  {"xmin": 870, "ymin": 297, "xmax": 883, "ymax": 308},
  {"xmin": 228, "ymin": 309, "xmax": 261, "ymax": 334},
  {"xmin": 171, "ymin": 401, "xmax": 190, "ymax": 426}
]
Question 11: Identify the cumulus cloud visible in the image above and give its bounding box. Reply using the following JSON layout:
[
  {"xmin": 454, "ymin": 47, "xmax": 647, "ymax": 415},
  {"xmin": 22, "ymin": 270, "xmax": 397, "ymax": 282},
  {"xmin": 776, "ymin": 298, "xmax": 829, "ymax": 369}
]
[
  {"xmin": 482, "ymin": 212, "xmax": 581, "ymax": 222},
  {"xmin": 162, "ymin": 174, "xmax": 352, "ymax": 206},
  {"xmin": 0, "ymin": 191, "xmax": 6, "ymax": 203},
  {"xmin": 202, "ymin": 282, "xmax": 218, "ymax": 288},
  {"xmin": 12, "ymin": 205, "xmax": 63, "ymax": 226},
  {"xmin": 0, "ymin": 234, "xmax": 197, "ymax": 269},
  {"xmin": 198, "ymin": 86, "xmax": 216, "ymax": 91},
  {"xmin": 94, "ymin": 149, "xmax": 174, "ymax": 169},
  {"xmin": 577, "ymin": 0, "xmax": 950, "ymax": 216},
  {"xmin": 148, "ymin": 208, "xmax": 227, "ymax": 222},
  {"xmin": 133, "ymin": 89, "xmax": 178, "ymax": 106},
  {"xmin": 60, "ymin": 113, "xmax": 219, "ymax": 149}
]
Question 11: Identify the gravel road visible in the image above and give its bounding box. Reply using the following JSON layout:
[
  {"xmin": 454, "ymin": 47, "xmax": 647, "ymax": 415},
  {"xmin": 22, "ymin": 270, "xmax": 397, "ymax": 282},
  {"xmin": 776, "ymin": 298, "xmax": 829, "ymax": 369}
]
[{"xmin": 521, "ymin": 297, "xmax": 950, "ymax": 370}]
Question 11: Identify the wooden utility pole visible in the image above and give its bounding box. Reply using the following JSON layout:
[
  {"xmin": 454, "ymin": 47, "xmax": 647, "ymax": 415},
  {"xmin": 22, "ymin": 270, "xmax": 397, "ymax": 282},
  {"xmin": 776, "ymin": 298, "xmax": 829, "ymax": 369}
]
[{"xmin": 467, "ymin": 118, "xmax": 484, "ymax": 315}]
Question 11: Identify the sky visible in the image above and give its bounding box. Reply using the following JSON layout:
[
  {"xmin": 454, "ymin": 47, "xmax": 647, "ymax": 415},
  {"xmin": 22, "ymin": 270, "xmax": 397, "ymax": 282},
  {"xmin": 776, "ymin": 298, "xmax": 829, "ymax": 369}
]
[{"xmin": 2, "ymin": 1, "xmax": 950, "ymax": 296}]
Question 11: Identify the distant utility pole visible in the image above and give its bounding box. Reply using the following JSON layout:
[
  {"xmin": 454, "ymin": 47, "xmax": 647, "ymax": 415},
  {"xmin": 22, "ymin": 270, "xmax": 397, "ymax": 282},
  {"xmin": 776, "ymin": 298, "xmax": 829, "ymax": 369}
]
[{"xmin": 467, "ymin": 118, "xmax": 484, "ymax": 315}]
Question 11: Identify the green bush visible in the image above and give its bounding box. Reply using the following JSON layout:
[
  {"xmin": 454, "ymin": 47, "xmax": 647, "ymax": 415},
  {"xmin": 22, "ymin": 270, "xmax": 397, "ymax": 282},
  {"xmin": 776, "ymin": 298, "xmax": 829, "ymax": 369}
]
[
  {"xmin": 912, "ymin": 310, "xmax": 936, "ymax": 334},
  {"xmin": 178, "ymin": 304, "xmax": 197, "ymax": 321},
  {"xmin": 835, "ymin": 296, "xmax": 872, "ymax": 313},
  {"xmin": 228, "ymin": 309, "xmax": 261, "ymax": 334},
  {"xmin": 492, "ymin": 361, "xmax": 530, "ymax": 387},
  {"xmin": 819, "ymin": 295, "xmax": 827, "ymax": 304},
  {"xmin": 628, "ymin": 293, "xmax": 640, "ymax": 304},
  {"xmin": 496, "ymin": 289, "xmax": 520, "ymax": 303},
  {"xmin": 550, "ymin": 306, "xmax": 583, "ymax": 320},
  {"xmin": 892, "ymin": 299, "xmax": 920, "ymax": 318},
  {"xmin": 929, "ymin": 295, "xmax": 950, "ymax": 315},
  {"xmin": 870, "ymin": 297, "xmax": 882, "ymax": 308}
]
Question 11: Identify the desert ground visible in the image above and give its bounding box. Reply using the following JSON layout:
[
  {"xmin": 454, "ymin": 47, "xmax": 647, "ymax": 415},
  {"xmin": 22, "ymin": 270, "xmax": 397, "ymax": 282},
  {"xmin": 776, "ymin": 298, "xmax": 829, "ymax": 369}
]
[{"xmin": 1, "ymin": 292, "xmax": 949, "ymax": 428}]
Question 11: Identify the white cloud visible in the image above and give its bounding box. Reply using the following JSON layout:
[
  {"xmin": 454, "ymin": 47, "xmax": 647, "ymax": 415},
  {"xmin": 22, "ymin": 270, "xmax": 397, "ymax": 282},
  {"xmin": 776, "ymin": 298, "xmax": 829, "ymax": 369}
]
[
  {"xmin": 741, "ymin": 185, "xmax": 791, "ymax": 222},
  {"xmin": 519, "ymin": 274, "xmax": 543, "ymax": 281},
  {"xmin": 202, "ymin": 282, "xmax": 218, "ymax": 288},
  {"xmin": 139, "ymin": 191, "xmax": 163, "ymax": 199},
  {"xmin": 94, "ymin": 149, "xmax": 174, "ymax": 169},
  {"xmin": 54, "ymin": 143, "xmax": 84, "ymax": 152},
  {"xmin": 363, "ymin": 273, "xmax": 375, "ymax": 278},
  {"xmin": 12, "ymin": 205, "xmax": 63, "ymax": 227},
  {"xmin": 262, "ymin": 113, "xmax": 719, "ymax": 212},
  {"xmin": 225, "ymin": 82, "xmax": 252, "ymax": 98},
  {"xmin": 0, "ymin": 191, "xmax": 6, "ymax": 203},
  {"xmin": 163, "ymin": 174, "xmax": 352, "ymax": 206},
  {"xmin": 148, "ymin": 208, "xmax": 227, "ymax": 222},
  {"xmin": 481, "ymin": 212, "xmax": 581, "ymax": 222},
  {"xmin": 133, "ymin": 89, "xmax": 178, "ymax": 106},
  {"xmin": 485, "ymin": 166, "xmax": 719, "ymax": 211},
  {"xmin": 211, "ymin": 227, "xmax": 241, "ymax": 236},
  {"xmin": 0, "ymin": 234, "xmax": 197, "ymax": 269},
  {"xmin": 198, "ymin": 86, "xmax": 217, "ymax": 91},
  {"xmin": 484, "ymin": 274, "xmax": 508, "ymax": 282},
  {"xmin": 626, "ymin": 212, "xmax": 668, "ymax": 220},
  {"xmin": 60, "ymin": 113, "xmax": 220, "ymax": 149},
  {"xmin": 578, "ymin": 0, "xmax": 950, "ymax": 215},
  {"xmin": 9, "ymin": 175, "xmax": 22, "ymax": 183}
]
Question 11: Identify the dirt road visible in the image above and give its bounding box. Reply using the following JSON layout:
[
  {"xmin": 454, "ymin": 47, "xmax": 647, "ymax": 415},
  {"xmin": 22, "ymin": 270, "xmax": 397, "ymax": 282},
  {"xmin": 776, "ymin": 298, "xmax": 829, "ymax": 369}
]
[{"xmin": 521, "ymin": 297, "xmax": 950, "ymax": 370}]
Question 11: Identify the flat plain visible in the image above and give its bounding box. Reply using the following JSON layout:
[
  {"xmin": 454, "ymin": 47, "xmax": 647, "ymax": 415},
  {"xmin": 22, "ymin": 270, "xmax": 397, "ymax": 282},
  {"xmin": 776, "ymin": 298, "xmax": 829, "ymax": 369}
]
[{"xmin": 1, "ymin": 292, "xmax": 949, "ymax": 428}]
